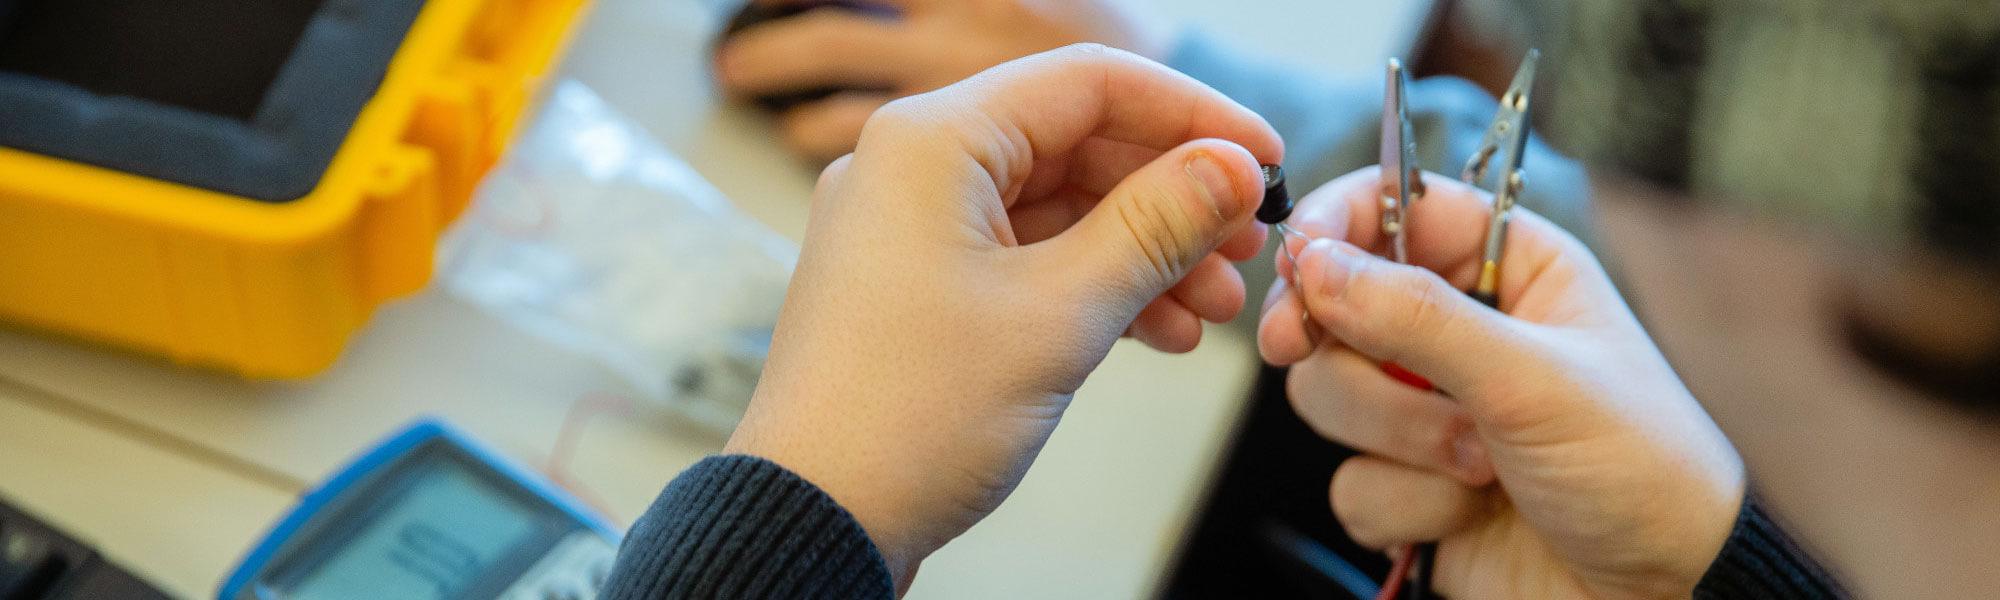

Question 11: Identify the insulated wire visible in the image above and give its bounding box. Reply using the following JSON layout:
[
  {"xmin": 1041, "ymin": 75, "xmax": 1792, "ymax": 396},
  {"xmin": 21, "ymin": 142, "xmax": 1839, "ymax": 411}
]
[{"xmin": 1375, "ymin": 544, "xmax": 1415, "ymax": 600}]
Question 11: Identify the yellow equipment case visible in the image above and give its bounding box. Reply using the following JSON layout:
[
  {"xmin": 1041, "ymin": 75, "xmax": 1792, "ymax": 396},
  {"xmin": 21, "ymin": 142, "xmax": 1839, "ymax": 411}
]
[{"xmin": 0, "ymin": 0, "xmax": 590, "ymax": 376}]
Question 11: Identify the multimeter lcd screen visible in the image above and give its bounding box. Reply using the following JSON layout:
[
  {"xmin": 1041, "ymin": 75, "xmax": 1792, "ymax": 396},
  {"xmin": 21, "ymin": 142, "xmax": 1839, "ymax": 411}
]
[{"xmin": 281, "ymin": 456, "xmax": 541, "ymax": 599}]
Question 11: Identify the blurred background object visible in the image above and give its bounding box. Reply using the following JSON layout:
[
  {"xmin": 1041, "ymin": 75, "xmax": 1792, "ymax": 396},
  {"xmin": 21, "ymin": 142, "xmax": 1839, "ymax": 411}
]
[
  {"xmin": 442, "ymin": 82, "xmax": 795, "ymax": 432},
  {"xmin": 0, "ymin": 495, "xmax": 171, "ymax": 599}
]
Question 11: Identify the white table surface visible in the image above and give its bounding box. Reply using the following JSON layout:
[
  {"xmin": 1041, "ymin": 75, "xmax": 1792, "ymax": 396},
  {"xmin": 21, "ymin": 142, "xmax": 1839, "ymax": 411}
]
[{"xmin": 0, "ymin": 1, "xmax": 1425, "ymax": 598}]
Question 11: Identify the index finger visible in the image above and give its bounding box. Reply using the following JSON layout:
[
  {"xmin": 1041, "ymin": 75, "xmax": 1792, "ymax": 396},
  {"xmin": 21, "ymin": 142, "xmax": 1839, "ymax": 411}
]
[{"xmin": 852, "ymin": 44, "xmax": 1284, "ymax": 206}]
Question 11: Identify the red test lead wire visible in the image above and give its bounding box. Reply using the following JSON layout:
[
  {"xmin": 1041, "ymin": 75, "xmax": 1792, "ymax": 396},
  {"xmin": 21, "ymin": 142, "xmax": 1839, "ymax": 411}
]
[{"xmin": 1375, "ymin": 544, "xmax": 1416, "ymax": 600}]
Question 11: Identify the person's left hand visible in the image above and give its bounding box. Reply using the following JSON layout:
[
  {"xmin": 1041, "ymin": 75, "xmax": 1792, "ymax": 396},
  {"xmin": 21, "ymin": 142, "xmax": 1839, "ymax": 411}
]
[
  {"xmin": 1256, "ymin": 170, "xmax": 1745, "ymax": 599},
  {"xmin": 723, "ymin": 44, "xmax": 1282, "ymax": 591}
]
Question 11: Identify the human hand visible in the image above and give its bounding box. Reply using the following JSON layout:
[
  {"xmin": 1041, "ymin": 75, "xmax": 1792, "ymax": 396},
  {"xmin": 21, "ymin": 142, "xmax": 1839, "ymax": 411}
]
[
  {"xmin": 715, "ymin": 0, "xmax": 1172, "ymax": 161},
  {"xmin": 724, "ymin": 45, "xmax": 1281, "ymax": 591},
  {"xmin": 1258, "ymin": 169, "xmax": 1746, "ymax": 599}
]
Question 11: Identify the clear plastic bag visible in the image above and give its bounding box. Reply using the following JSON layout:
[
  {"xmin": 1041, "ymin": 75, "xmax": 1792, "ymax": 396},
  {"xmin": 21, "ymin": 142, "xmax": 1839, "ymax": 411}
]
[{"xmin": 438, "ymin": 81, "xmax": 795, "ymax": 432}]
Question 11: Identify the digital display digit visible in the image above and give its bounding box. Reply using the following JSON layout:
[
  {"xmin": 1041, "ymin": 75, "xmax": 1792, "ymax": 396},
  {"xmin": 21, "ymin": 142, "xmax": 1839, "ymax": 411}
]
[{"xmin": 279, "ymin": 458, "xmax": 540, "ymax": 599}]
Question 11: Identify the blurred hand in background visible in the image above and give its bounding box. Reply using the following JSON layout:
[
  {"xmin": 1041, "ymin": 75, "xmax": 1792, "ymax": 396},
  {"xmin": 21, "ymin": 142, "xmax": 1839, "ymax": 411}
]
[{"xmin": 714, "ymin": 0, "xmax": 1172, "ymax": 161}]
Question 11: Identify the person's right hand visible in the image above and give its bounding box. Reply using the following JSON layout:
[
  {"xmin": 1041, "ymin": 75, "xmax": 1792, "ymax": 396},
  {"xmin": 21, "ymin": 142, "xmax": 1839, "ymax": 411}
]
[
  {"xmin": 728, "ymin": 44, "xmax": 1279, "ymax": 592},
  {"xmin": 1258, "ymin": 169, "xmax": 1747, "ymax": 599},
  {"xmin": 715, "ymin": 0, "xmax": 1172, "ymax": 161}
]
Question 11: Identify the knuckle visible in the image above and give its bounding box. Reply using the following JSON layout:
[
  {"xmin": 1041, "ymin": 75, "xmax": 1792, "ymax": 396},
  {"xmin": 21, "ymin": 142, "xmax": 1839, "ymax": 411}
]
[
  {"xmin": 1383, "ymin": 416, "xmax": 1448, "ymax": 467},
  {"xmin": 1034, "ymin": 42, "xmax": 1145, "ymax": 75},
  {"xmin": 1113, "ymin": 184, "xmax": 1201, "ymax": 282},
  {"xmin": 867, "ymin": 96, "xmax": 922, "ymax": 126},
  {"xmin": 858, "ymin": 98, "xmax": 935, "ymax": 143},
  {"xmin": 1426, "ymin": 418, "xmax": 1470, "ymax": 471},
  {"xmin": 1055, "ymin": 41, "xmax": 1119, "ymax": 60},
  {"xmin": 812, "ymin": 155, "xmax": 854, "ymax": 195},
  {"xmin": 1387, "ymin": 270, "xmax": 1457, "ymax": 338}
]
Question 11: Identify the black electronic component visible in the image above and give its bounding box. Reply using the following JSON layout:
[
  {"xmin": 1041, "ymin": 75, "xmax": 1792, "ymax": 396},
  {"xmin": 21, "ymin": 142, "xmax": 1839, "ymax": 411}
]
[{"xmin": 1257, "ymin": 164, "xmax": 1294, "ymax": 225}]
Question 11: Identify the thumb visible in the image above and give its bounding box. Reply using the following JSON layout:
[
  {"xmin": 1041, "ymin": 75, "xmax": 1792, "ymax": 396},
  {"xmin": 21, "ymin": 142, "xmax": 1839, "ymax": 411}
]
[
  {"xmin": 1052, "ymin": 139, "xmax": 1264, "ymax": 309},
  {"xmin": 1291, "ymin": 238, "xmax": 1535, "ymax": 404}
]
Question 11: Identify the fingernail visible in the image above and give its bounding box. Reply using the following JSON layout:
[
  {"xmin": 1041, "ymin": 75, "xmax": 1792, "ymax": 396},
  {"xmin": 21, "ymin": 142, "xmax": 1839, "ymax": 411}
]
[
  {"xmin": 1453, "ymin": 433, "xmax": 1491, "ymax": 482},
  {"xmin": 1299, "ymin": 238, "xmax": 1354, "ymax": 300},
  {"xmin": 1186, "ymin": 151, "xmax": 1246, "ymax": 220}
]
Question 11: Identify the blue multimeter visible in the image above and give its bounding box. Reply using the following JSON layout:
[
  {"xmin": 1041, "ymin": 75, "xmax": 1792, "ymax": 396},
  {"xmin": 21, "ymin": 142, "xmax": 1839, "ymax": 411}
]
[{"xmin": 219, "ymin": 419, "xmax": 622, "ymax": 600}]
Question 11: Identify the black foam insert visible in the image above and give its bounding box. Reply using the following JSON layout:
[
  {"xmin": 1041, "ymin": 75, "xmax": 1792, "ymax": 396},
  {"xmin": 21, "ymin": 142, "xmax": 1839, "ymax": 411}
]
[
  {"xmin": 0, "ymin": 0, "xmax": 429, "ymax": 203},
  {"xmin": 0, "ymin": 0, "xmax": 327, "ymax": 120}
]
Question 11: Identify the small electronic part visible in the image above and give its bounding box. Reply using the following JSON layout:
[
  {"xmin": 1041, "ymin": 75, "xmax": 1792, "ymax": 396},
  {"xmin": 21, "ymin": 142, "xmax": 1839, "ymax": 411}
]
[
  {"xmin": 1257, "ymin": 164, "xmax": 1294, "ymax": 225},
  {"xmin": 1256, "ymin": 164, "xmax": 1314, "ymax": 276}
]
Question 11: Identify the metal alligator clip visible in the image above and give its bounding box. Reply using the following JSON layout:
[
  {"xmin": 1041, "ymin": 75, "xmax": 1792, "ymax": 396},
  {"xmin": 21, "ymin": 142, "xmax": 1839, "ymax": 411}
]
[
  {"xmin": 1460, "ymin": 49, "xmax": 1539, "ymax": 307},
  {"xmin": 1380, "ymin": 58, "xmax": 1425, "ymax": 265}
]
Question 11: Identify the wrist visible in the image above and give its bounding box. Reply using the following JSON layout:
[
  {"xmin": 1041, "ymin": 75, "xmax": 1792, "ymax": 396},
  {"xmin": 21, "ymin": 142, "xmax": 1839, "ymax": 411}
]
[
  {"xmin": 724, "ymin": 414, "xmax": 929, "ymax": 592},
  {"xmin": 1667, "ymin": 448, "xmax": 1749, "ymax": 595}
]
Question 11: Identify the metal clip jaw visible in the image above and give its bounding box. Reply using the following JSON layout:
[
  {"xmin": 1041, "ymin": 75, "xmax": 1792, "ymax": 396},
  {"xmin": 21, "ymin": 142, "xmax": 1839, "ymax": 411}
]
[
  {"xmin": 1380, "ymin": 58, "xmax": 1425, "ymax": 264},
  {"xmin": 1462, "ymin": 50, "xmax": 1537, "ymax": 195},
  {"xmin": 1463, "ymin": 49, "xmax": 1540, "ymax": 306}
]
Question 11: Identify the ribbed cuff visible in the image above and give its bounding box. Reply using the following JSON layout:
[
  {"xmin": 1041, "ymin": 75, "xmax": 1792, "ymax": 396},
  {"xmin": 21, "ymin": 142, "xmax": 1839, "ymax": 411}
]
[
  {"xmin": 1694, "ymin": 494, "xmax": 1848, "ymax": 599},
  {"xmin": 602, "ymin": 455, "xmax": 894, "ymax": 599}
]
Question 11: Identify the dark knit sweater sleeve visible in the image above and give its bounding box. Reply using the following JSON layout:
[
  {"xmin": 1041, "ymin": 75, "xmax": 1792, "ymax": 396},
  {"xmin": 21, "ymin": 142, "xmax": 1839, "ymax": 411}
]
[
  {"xmin": 599, "ymin": 455, "xmax": 895, "ymax": 600},
  {"xmin": 1694, "ymin": 494, "xmax": 1848, "ymax": 599}
]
